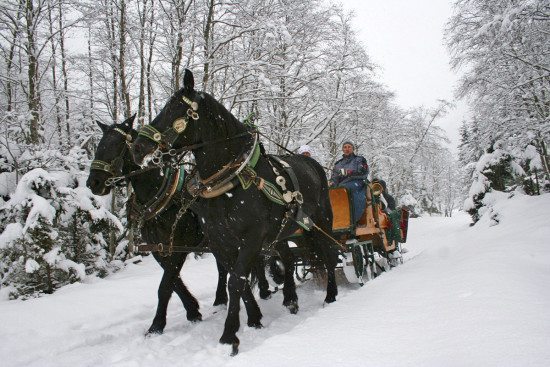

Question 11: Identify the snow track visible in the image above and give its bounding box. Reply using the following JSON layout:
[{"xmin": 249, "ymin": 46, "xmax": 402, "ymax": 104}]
[{"xmin": 1, "ymin": 194, "xmax": 550, "ymax": 366}]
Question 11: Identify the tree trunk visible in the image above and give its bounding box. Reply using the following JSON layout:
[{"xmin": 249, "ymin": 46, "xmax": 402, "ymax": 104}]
[
  {"xmin": 25, "ymin": 0, "xmax": 42, "ymax": 144},
  {"xmin": 138, "ymin": 0, "xmax": 147, "ymax": 124},
  {"xmin": 119, "ymin": 0, "xmax": 131, "ymax": 119},
  {"xmin": 106, "ymin": 0, "xmax": 118, "ymax": 121},
  {"xmin": 87, "ymin": 25, "xmax": 95, "ymax": 121},
  {"xmin": 48, "ymin": 3, "xmax": 64, "ymax": 146},
  {"xmin": 109, "ymin": 188, "xmax": 117, "ymax": 257},
  {"xmin": 537, "ymin": 137, "xmax": 550, "ymax": 183},
  {"xmin": 202, "ymin": 0, "xmax": 215, "ymax": 90},
  {"xmin": 58, "ymin": 1, "xmax": 70, "ymax": 144}
]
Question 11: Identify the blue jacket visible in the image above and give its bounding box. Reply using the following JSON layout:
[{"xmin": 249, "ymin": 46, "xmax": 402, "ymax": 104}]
[{"xmin": 330, "ymin": 153, "xmax": 369, "ymax": 186}]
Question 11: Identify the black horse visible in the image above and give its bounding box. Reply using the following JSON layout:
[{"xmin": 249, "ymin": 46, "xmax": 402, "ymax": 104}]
[
  {"xmin": 86, "ymin": 115, "xmax": 270, "ymax": 336},
  {"xmin": 132, "ymin": 69, "xmax": 339, "ymax": 354}
]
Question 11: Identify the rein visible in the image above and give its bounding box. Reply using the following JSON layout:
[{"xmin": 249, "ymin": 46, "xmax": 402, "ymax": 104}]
[
  {"xmin": 144, "ymin": 130, "xmax": 253, "ymax": 167},
  {"xmin": 256, "ymin": 129, "xmax": 333, "ymax": 172},
  {"xmin": 104, "ymin": 165, "xmax": 158, "ymax": 187}
]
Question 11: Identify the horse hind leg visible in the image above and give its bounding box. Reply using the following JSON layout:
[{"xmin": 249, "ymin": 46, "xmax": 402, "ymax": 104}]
[
  {"xmin": 172, "ymin": 275, "xmax": 202, "ymax": 322},
  {"xmin": 213, "ymin": 257, "xmax": 229, "ymax": 306},
  {"xmin": 313, "ymin": 229, "xmax": 339, "ymax": 303},
  {"xmin": 242, "ymin": 280, "xmax": 263, "ymax": 328},
  {"xmin": 252, "ymin": 256, "xmax": 272, "ymax": 300},
  {"xmin": 276, "ymin": 241, "xmax": 299, "ymax": 314}
]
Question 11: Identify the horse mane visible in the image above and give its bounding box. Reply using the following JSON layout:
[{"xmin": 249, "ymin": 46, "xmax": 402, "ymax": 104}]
[{"xmin": 197, "ymin": 91, "xmax": 249, "ymax": 141}]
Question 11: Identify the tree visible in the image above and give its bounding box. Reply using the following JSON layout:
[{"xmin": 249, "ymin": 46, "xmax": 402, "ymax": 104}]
[{"xmin": 446, "ymin": 0, "xmax": 550, "ymax": 186}]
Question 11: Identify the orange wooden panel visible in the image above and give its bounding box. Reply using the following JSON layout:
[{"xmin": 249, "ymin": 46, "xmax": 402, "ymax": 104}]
[{"xmin": 329, "ymin": 187, "xmax": 352, "ymax": 231}]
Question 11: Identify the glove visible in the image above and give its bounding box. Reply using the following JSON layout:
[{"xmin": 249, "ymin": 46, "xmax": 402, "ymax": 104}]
[{"xmin": 339, "ymin": 168, "xmax": 354, "ymax": 176}]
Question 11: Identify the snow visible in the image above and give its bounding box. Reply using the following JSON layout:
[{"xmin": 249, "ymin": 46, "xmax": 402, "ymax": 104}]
[
  {"xmin": 1, "ymin": 193, "xmax": 549, "ymax": 366},
  {"xmin": 0, "ymin": 222, "xmax": 23, "ymax": 249},
  {"xmin": 43, "ymin": 247, "xmax": 87, "ymax": 280},
  {"xmin": 25, "ymin": 259, "xmax": 40, "ymax": 274}
]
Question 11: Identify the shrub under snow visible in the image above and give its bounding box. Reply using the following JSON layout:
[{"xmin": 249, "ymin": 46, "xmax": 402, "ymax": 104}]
[{"xmin": 0, "ymin": 167, "xmax": 123, "ymax": 299}]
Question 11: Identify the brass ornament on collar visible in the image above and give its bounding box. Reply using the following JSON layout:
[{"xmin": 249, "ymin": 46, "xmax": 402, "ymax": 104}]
[
  {"xmin": 153, "ymin": 132, "xmax": 162, "ymax": 142},
  {"xmin": 173, "ymin": 118, "xmax": 188, "ymax": 133}
]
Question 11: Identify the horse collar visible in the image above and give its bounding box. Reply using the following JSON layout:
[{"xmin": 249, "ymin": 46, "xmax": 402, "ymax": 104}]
[{"xmin": 188, "ymin": 132, "xmax": 260, "ymax": 198}]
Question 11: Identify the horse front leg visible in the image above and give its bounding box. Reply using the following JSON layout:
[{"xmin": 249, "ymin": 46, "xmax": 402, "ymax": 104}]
[
  {"xmin": 172, "ymin": 274, "xmax": 202, "ymax": 322},
  {"xmin": 219, "ymin": 271, "xmax": 245, "ymax": 354},
  {"xmin": 146, "ymin": 255, "xmax": 175, "ymax": 335},
  {"xmin": 219, "ymin": 248, "xmax": 257, "ymax": 355}
]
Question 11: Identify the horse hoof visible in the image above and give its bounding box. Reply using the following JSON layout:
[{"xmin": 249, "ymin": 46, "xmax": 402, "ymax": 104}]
[
  {"xmin": 145, "ymin": 327, "xmax": 163, "ymax": 337},
  {"xmin": 230, "ymin": 343, "xmax": 239, "ymax": 356},
  {"xmin": 220, "ymin": 334, "xmax": 240, "ymax": 348},
  {"xmin": 324, "ymin": 295, "xmax": 336, "ymax": 304},
  {"xmin": 284, "ymin": 300, "xmax": 299, "ymax": 314},
  {"xmin": 213, "ymin": 298, "xmax": 228, "ymax": 306},
  {"xmin": 187, "ymin": 311, "xmax": 202, "ymax": 322},
  {"xmin": 247, "ymin": 320, "xmax": 263, "ymax": 329}
]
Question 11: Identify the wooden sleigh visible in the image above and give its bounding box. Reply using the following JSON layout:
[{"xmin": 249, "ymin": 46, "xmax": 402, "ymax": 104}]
[
  {"xmin": 329, "ymin": 181, "xmax": 409, "ymax": 252},
  {"xmin": 286, "ymin": 181, "xmax": 409, "ymax": 285},
  {"xmin": 325, "ymin": 181, "xmax": 409, "ymax": 284}
]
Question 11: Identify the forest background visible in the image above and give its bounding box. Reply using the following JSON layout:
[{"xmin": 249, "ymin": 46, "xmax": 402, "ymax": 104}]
[{"xmin": 0, "ymin": 0, "xmax": 548, "ymax": 298}]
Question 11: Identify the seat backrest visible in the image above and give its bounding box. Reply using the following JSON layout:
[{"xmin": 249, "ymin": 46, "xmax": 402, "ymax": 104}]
[{"xmin": 329, "ymin": 187, "xmax": 352, "ymax": 232}]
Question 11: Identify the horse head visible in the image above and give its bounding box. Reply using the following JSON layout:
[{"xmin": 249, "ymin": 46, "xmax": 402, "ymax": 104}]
[
  {"xmin": 132, "ymin": 69, "xmax": 249, "ymax": 179},
  {"xmin": 86, "ymin": 114, "xmax": 137, "ymax": 195},
  {"xmin": 132, "ymin": 69, "xmax": 204, "ymax": 165}
]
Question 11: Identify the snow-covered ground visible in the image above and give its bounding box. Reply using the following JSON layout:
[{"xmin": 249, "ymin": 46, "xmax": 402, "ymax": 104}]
[{"xmin": 1, "ymin": 194, "xmax": 549, "ymax": 367}]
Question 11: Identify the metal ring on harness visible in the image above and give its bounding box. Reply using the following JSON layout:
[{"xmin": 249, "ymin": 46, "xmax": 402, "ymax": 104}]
[{"xmin": 292, "ymin": 191, "xmax": 304, "ymax": 204}]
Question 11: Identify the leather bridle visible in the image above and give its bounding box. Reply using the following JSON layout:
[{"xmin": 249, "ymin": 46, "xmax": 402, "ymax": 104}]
[{"xmin": 90, "ymin": 127, "xmax": 135, "ymax": 186}]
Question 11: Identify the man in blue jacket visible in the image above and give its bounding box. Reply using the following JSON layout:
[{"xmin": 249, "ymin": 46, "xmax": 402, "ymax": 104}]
[{"xmin": 330, "ymin": 141, "xmax": 369, "ymax": 223}]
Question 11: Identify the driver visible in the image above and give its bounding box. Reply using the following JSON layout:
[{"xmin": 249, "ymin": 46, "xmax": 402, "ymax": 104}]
[{"xmin": 329, "ymin": 141, "xmax": 369, "ymax": 223}]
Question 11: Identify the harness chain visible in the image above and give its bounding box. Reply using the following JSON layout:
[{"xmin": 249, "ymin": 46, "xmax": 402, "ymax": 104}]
[
  {"xmin": 135, "ymin": 93, "xmax": 346, "ymax": 254},
  {"xmin": 165, "ymin": 195, "xmax": 199, "ymax": 256}
]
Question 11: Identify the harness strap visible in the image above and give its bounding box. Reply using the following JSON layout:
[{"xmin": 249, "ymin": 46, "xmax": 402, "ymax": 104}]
[
  {"xmin": 90, "ymin": 160, "xmax": 112, "ymax": 174},
  {"xmin": 269, "ymin": 156, "xmax": 312, "ymax": 231},
  {"xmin": 90, "ymin": 127, "xmax": 134, "ymax": 177},
  {"xmin": 238, "ymin": 166, "xmax": 285, "ymax": 206},
  {"xmin": 136, "ymin": 243, "xmax": 207, "ymax": 253}
]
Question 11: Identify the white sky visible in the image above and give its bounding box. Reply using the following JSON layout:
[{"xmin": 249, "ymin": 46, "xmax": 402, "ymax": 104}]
[{"xmin": 339, "ymin": 0, "xmax": 469, "ymax": 152}]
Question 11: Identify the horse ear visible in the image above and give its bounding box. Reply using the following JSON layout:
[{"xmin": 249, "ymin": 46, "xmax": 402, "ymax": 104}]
[
  {"xmin": 124, "ymin": 113, "xmax": 136, "ymax": 128},
  {"xmin": 96, "ymin": 120, "xmax": 109, "ymax": 132},
  {"xmin": 183, "ymin": 69, "xmax": 194, "ymax": 92}
]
